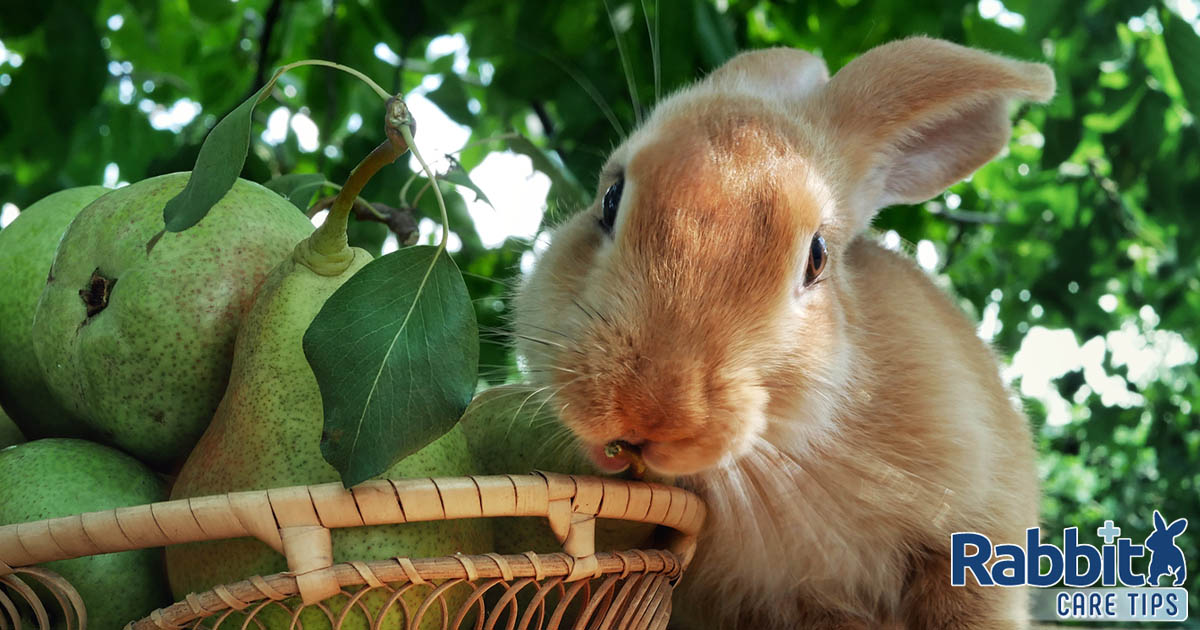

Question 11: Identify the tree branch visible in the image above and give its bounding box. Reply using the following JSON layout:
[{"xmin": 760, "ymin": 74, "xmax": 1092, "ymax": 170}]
[
  {"xmin": 531, "ymin": 100, "xmax": 556, "ymax": 138},
  {"xmin": 318, "ymin": 0, "xmax": 339, "ymax": 172},
  {"xmin": 251, "ymin": 0, "xmax": 285, "ymax": 95}
]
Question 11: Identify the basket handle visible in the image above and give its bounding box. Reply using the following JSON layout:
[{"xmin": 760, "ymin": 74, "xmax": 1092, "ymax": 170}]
[{"xmin": 0, "ymin": 473, "xmax": 703, "ymax": 605}]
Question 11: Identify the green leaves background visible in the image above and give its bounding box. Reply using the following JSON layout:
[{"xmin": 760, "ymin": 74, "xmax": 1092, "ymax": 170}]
[{"xmin": 0, "ymin": 0, "xmax": 1196, "ymax": 612}]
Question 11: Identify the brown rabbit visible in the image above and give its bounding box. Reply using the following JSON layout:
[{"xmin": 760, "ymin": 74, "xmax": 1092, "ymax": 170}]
[{"xmin": 513, "ymin": 37, "xmax": 1055, "ymax": 629}]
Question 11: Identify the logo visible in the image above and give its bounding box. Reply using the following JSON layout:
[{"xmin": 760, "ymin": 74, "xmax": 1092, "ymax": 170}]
[
  {"xmin": 1146, "ymin": 511, "xmax": 1187, "ymax": 587},
  {"xmin": 950, "ymin": 511, "xmax": 1188, "ymax": 622}
]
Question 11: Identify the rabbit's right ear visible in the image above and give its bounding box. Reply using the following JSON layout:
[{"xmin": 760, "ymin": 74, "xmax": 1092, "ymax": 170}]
[
  {"xmin": 1167, "ymin": 517, "xmax": 1187, "ymax": 536},
  {"xmin": 803, "ymin": 37, "xmax": 1054, "ymax": 231},
  {"xmin": 1154, "ymin": 510, "xmax": 1168, "ymax": 531}
]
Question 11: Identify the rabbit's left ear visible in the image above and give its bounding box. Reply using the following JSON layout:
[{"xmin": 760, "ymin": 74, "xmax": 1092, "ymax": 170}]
[
  {"xmin": 802, "ymin": 37, "xmax": 1054, "ymax": 228},
  {"xmin": 707, "ymin": 47, "xmax": 830, "ymax": 103},
  {"xmin": 1155, "ymin": 510, "xmax": 1168, "ymax": 531},
  {"xmin": 1167, "ymin": 517, "xmax": 1187, "ymax": 536}
]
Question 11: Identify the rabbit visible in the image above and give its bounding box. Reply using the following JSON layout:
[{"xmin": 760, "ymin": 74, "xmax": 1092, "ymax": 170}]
[
  {"xmin": 1146, "ymin": 510, "xmax": 1187, "ymax": 586},
  {"xmin": 512, "ymin": 37, "xmax": 1055, "ymax": 629}
]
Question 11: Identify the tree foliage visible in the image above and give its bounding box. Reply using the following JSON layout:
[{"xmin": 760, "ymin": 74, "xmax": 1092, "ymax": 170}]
[{"xmin": 0, "ymin": 0, "xmax": 1195, "ymax": 611}]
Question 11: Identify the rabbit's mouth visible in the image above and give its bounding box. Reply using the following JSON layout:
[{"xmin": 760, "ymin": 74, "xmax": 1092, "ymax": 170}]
[
  {"xmin": 576, "ymin": 414, "xmax": 762, "ymax": 477},
  {"xmin": 584, "ymin": 442, "xmax": 640, "ymax": 474},
  {"xmin": 555, "ymin": 354, "xmax": 772, "ymax": 477}
]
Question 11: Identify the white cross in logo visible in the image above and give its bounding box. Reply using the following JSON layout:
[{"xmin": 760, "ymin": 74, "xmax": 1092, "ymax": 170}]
[{"xmin": 1097, "ymin": 520, "xmax": 1121, "ymax": 545}]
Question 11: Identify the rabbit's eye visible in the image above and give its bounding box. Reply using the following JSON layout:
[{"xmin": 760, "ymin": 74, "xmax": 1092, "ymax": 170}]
[
  {"xmin": 804, "ymin": 233, "xmax": 827, "ymax": 286},
  {"xmin": 599, "ymin": 176, "xmax": 624, "ymax": 235}
]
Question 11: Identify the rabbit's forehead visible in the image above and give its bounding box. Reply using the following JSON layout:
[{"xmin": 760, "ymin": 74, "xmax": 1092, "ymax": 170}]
[
  {"xmin": 624, "ymin": 104, "xmax": 824, "ymax": 237},
  {"xmin": 613, "ymin": 108, "xmax": 823, "ymax": 305}
]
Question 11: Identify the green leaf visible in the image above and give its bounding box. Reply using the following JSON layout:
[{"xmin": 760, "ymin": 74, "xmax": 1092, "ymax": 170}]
[
  {"xmin": 506, "ymin": 135, "xmax": 589, "ymax": 207},
  {"xmin": 346, "ymin": 213, "xmax": 389, "ymax": 257},
  {"xmin": 963, "ymin": 13, "xmax": 1041, "ymax": 61},
  {"xmin": 187, "ymin": 0, "xmax": 236, "ymax": 23},
  {"xmin": 265, "ymin": 173, "xmax": 328, "ymax": 211},
  {"xmin": 305, "ymin": 246, "xmax": 479, "ymax": 487},
  {"xmin": 440, "ymin": 169, "xmax": 493, "ymax": 208},
  {"xmin": 1163, "ymin": 11, "xmax": 1200, "ymax": 117},
  {"xmin": 693, "ymin": 0, "xmax": 737, "ymax": 69},
  {"xmin": 0, "ymin": 8, "xmax": 106, "ymax": 178},
  {"xmin": 1040, "ymin": 116, "xmax": 1082, "ymax": 169},
  {"xmin": 1021, "ymin": 0, "xmax": 1066, "ymax": 39},
  {"xmin": 0, "ymin": 0, "xmax": 52, "ymax": 38},
  {"xmin": 427, "ymin": 75, "xmax": 477, "ymax": 125},
  {"xmin": 162, "ymin": 82, "xmax": 272, "ymax": 232}
]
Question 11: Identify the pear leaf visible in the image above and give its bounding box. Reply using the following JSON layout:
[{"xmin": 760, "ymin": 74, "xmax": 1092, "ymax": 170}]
[
  {"xmin": 440, "ymin": 169, "xmax": 493, "ymax": 208},
  {"xmin": 265, "ymin": 173, "xmax": 328, "ymax": 211},
  {"xmin": 162, "ymin": 82, "xmax": 273, "ymax": 232},
  {"xmin": 304, "ymin": 246, "xmax": 479, "ymax": 487}
]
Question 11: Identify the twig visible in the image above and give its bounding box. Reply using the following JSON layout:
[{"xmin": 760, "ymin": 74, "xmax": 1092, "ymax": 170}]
[
  {"xmin": 252, "ymin": 0, "xmax": 285, "ymax": 95},
  {"xmin": 531, "ymin": 101, "xmax": 556, "ymax": 138},
  {"xmin": 941, "ymin": 224, "xmax": 967, "ymax": 269},
  {"xmin": 308, "ymin": 195, "xmax": 383, "ymax": 220},
  {"xmin": 1085, "ymin": 158, "xmax": 1160, "ymax": 248},
  {"xmin": 318, "ymin": 0, "xmax": 339, "ymax": 172},
  {"xmin": 1086, "ymin": 158, "xmax": 1132, "ymax": 217}
]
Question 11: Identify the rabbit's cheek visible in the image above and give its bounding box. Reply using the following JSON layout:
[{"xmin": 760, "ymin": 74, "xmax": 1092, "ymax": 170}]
[{"xmin": 641, "ymin": 437, "xmax": 723, "ymax": 476}]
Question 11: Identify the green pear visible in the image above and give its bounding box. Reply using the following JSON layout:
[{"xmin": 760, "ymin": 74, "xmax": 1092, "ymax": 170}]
[
  {"xmin": 0, "ymin": 406, "xmax": 23, "ymax": 448},
  {"xmin": 0, "ymin": 186, "xmax": 107, "ymax": 439},
  {"xmin": 167, "ymin": 237, "xmax": 492, "ymax": 629},
  {"xmin": 460, "ymin": 384, "xmax": 666, "ymax": 554},
  {"xmin": 32, "ymin": 173, "xmax": 313, "ymax": 466},
  {"xmin": 0, "ymin": 439, "xmax": 170, "ymax": 628}
]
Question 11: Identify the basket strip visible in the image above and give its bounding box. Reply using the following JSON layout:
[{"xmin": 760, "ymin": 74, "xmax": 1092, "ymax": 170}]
[
  {"xmin": 0, "ymin": 475, "xmax": 704, "ymax": 581},
  {"xmin": 132, "ymin": 547, "xmax": 681, "ymax": 624}
]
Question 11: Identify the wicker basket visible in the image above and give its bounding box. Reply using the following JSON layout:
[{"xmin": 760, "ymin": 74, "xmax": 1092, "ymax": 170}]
[{"xmin": 0, "ymin": 472, "xmax": 704, "ymax": 629}]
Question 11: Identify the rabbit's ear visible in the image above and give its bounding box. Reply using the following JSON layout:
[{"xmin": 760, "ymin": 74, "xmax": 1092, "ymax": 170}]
[
  {"xmin": 803, "ymin": 37, "xmax": 1054, "ymax": 228},
  {"xmin": 1154, "ymin": 510, "xmax": 1168, "ymax": 531},
  {"xmin": 1168, "ymin": 517, "xmax": 1187, "ymax": 536},
  {"xmin": 707, "ymin": 48, "xmax": 829, "ymax": 103}
]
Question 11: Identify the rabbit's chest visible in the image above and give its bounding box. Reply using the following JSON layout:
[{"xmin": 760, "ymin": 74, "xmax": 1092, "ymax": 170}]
[{"xmin": 679, "ymin": 450, "xmax": 920, "ymax": 620}]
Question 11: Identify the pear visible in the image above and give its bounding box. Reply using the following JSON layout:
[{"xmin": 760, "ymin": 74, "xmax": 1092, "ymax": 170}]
[
  {"xmin": 32, "ymin": 173, "xmax": 313, "ymax": 466},
  {"xmin": 167, "ymin": 236, "xmax": 492, "ymax": 629},
  {"xmin": 460, "ymin": 384, "xmax": 666, "ymax": 554},
  {"xmin": 0, "ymin": 406, "xmax": 23, "ymax": 448},
  {"xmin": 0, "ymin": 439, "xmax": 170, "ymax": 628},
  {"xmin": 0, "ymin": 186, "xmax": 107, "ymax": 439}
]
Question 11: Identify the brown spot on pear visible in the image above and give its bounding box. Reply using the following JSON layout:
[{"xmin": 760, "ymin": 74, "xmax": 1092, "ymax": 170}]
[{"xmin": 31, "ymin": 173, "xmax": 314, "ymax": 467}]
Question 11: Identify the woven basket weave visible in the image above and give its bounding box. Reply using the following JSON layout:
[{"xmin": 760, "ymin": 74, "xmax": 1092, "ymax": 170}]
[{"xmin": 0, "ymin": 472, "xmax": 704, "ymax": 629}]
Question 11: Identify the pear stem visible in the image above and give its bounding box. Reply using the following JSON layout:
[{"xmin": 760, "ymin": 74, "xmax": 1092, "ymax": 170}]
[{"xmin": 298, "ymin": 97, "xmax": 413, "ymax": 275}]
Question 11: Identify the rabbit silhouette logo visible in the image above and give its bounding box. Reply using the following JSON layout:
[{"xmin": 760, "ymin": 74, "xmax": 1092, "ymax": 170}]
[{"xmin": 1145, "ymin": 510, "xmax": 1187, "ymax": 587}]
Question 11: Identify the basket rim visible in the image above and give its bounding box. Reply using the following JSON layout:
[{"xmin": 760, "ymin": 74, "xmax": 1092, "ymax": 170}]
[{"xmin": 1, "ymin": 472, "xmax": 704, "ymax": 604}]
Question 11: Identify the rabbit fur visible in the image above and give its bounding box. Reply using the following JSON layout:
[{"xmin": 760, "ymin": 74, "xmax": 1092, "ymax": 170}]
[{"xmin": 513, "ymin": 37, "xmax": 1055, "ymax": 629}]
